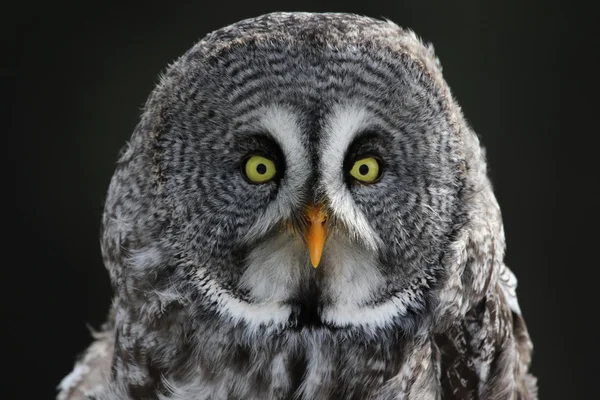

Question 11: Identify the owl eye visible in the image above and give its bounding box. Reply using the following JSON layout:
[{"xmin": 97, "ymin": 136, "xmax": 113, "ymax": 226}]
[
  {"xmin": 349, "ymin": 157, "xmax": 381, "ymax": 183},
  {"xmin": 243, "ymin": 155, "xmax": 277, "ymax": 183}
]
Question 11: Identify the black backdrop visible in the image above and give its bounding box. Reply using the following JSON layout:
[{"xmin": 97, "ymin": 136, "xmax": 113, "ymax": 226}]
[{"xmin": 9, "ymin": 1, "xmax": 599, "ymax": 398}]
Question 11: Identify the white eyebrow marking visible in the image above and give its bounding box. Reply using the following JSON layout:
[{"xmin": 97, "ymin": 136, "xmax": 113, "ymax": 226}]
[
  {"xmin": 240, "ymin": 105, "xmax": 310, "ymax": 242},
  {"xmin": 319, "ymin": 103, "xmax": 382, "ymax": 251}
]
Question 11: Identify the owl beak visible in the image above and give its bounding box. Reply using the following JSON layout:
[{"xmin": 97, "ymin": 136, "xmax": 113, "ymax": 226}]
[{"xmin": 305, "ymin": 204, "xmax": 327, "ymax": 268}]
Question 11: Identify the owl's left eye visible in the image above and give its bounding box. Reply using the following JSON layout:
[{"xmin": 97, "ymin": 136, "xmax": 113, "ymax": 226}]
[
  {"xmin": 349, "ymin": 157, "xmax": 381, "ymax": 183},
  {"xmin": 242, "ymin": 155, "xmax": 277, "ymax": 183}
]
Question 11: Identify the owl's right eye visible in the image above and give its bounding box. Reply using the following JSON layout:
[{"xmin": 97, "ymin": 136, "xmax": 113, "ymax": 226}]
[{"xmin": 242, "ymin": 155, "xmax": 277, "ymax": 183}]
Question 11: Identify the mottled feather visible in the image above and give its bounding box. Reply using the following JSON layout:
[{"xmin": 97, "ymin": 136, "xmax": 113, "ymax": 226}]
[{"xmin": 59, "ymin": 12, "xmax": 536, "ymax": 400}]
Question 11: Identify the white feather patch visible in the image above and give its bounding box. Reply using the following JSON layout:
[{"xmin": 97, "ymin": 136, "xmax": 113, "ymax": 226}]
[
  {"xmin": 196, "ymin": 273, "xmax": 292, "ymax": 332},
  {"xmin": 241, "ymin": 105, "xmax": 310, "ymax": 242},
  {"xmin": 319, "ymin": 103, "xmax": 382, "ymax": 251},
  {"xmin": 240, "ymin": 232, "xmax": 309, "ymax": 303},
  {"xmin": 57, "ymin": 364, "xmax": 91, "ymax": 399},
  {"xmin": 319, "ymin": 235, "xmax": 389, "ymax": 327}
]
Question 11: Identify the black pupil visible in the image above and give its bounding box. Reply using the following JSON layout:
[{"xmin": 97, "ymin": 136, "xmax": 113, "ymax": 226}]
[
  {"xmin": 359, "ymin": 164, "xmax": 369, "ymax": 175},
  {"xmin": 256, "ymin": 163, "xmax": 267, "ymax": 175}
]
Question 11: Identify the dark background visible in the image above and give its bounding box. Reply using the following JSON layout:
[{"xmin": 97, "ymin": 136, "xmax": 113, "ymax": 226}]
[{"xmin": 8, "ymin": 1, "xmax": 599, "ymax": 398}]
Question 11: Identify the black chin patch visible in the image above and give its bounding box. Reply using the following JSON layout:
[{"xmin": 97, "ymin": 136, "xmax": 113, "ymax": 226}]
[{"xmin": 287, "ymin": 283, "xmax": 324, "ymax": 330}]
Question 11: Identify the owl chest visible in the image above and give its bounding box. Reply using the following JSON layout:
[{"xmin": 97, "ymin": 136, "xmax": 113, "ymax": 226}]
[{"xmin": 182, "ymin": 331, "xmax": 405, "ymax": 400}]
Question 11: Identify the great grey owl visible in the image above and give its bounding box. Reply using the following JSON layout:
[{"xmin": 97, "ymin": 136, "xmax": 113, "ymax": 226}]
[{"xmin": 58, "ymin": 12, "xmax": 537, "ymax": 400}]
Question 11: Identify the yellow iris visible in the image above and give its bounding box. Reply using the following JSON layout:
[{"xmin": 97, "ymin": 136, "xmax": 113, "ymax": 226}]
[
  {"xmin": 349, "ymin": 157, "xmax": 380, "ymax": 183},
  {"xmin": 244, "ymin": 155, "xmax": 277, "ymax": 183}
]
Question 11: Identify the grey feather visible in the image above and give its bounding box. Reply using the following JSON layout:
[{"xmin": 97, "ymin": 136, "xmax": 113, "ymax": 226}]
[{"xmin": 59, "ymin": 12, "xmax": 536, "ymax": 400}]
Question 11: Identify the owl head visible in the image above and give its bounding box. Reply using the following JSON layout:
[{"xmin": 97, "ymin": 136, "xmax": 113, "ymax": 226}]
[{"xmin": 101, "ymin": 12, "xmax": 504, "ymax": 341}]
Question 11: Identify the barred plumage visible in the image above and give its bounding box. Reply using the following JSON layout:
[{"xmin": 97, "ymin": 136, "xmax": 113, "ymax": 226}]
[{"xmin": 58, "ymin": 12, "xmax": 536, "ymax": 400}]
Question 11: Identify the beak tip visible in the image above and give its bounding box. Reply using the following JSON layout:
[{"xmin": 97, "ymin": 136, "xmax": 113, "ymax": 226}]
[{"xmin": 309, "ymin": 248, "xmax": 322, "ymax": 268}]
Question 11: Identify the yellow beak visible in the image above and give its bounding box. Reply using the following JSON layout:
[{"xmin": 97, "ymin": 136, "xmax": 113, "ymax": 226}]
[{"xmin": 305, "ymin": 205, "xmax": 327, "ymax": 268}]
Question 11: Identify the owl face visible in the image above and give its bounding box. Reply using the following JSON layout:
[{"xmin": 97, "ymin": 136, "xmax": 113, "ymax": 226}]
[{"xmin": 105, "ymin": 14, "xmax": 471, "ymax": 337}]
